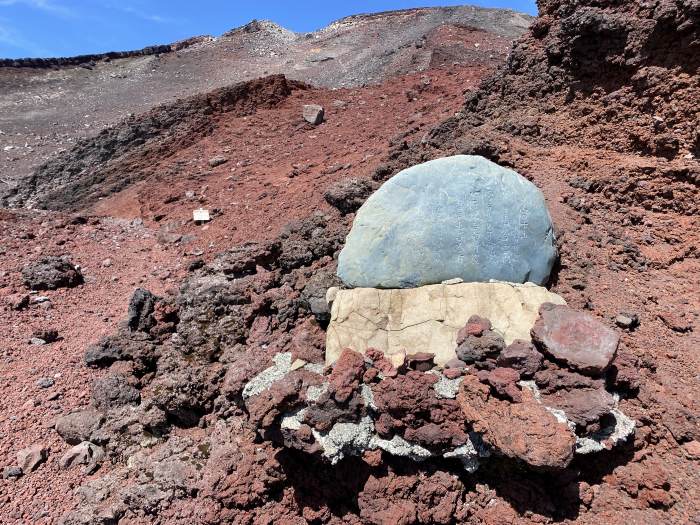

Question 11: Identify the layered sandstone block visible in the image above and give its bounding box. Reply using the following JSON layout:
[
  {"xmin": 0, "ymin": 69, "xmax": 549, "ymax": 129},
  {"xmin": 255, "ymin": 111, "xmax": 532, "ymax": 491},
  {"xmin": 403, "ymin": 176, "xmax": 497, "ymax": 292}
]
[{"xmin": 326, "ymin": 281, "xmax": 566, "ymax": 366}]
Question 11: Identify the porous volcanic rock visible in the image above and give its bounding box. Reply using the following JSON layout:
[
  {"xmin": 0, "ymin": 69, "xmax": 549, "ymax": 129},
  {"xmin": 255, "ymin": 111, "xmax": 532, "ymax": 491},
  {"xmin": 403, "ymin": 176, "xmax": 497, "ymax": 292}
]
[
  {"xmin": 459, "ymin": 374, "xmax": 576, "ymax": 468},
  {"xmin": 323, "ymin": 178, "xmax": 375, "ymax": 215},
  {"xmin": 55, "ymin": 409, "xmax": 104, "ymax": 446},
  {"xmin": 326, "ymin": 281, "xmax": 565, "ymax": 365},
  {"xmin": 21, "ymin": 255, "xmax": 83, "ymax": 290},
  {"xmin": 303, "ymin": 104, "xmax": 325, "ymax": 125},
  {"xmin": 531, "ymin": 303, "xmax": 619, "ymax": 375},
  {"xmin": 337, "ymin": 155, "xmax": 557, "ymax": 288},
  {"xmin": 496, "ymin": 339, "xmax": 543, "ymax": 377}
]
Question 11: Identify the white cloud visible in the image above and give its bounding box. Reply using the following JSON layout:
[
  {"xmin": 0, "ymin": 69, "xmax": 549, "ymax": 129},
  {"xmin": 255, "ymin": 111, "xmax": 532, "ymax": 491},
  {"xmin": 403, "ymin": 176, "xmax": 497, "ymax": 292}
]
[{"xmin": 0, "ymin": 0, "xmax": 75, "ymax": 18}]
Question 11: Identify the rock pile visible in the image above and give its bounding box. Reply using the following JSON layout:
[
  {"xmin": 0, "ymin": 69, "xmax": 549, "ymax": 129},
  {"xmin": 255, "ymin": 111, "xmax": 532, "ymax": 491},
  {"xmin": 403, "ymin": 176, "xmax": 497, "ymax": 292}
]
[
  {"xmin": 51, "ymin": 206, "xmax": 642, "ymax": 523},
  {"xmin": 242, "ymin": 302, "xmax": 633, "ymax": 471}
]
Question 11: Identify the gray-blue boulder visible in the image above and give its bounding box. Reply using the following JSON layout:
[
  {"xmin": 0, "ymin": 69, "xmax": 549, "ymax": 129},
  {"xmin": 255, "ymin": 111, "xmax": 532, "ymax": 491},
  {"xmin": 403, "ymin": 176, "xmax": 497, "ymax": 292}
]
[{"xmin": 337, "ymin": 155, "xmax": 557, "ymax": 288}]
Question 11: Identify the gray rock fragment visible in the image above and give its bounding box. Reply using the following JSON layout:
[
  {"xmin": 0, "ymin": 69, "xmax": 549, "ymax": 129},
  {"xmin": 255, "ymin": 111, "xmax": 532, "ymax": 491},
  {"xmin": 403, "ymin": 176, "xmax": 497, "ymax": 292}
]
[
  {"xmin": 242, "ymin": 353, "xmax": 292, "ymax": 398},
  {"xmin": 303, "ymin": 104, "xmax": 324, "ymax": 125},
  {"xmin": 59, "ymin": 441, "xmax": 105, "ymax": 474}
]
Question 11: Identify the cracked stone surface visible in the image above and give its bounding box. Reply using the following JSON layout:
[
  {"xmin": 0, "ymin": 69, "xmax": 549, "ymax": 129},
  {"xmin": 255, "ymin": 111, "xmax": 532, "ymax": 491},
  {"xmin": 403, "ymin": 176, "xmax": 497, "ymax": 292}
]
[{"xmin": 326, "ymin": 281, "xmax": 566, "ymax": 365}]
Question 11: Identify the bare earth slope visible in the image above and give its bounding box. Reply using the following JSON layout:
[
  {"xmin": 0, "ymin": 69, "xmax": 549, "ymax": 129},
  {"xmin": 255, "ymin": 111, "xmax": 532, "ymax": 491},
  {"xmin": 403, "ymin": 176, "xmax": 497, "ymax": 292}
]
[{"xmin": 0, "ymin": 5, "xmax": 531, "ymax": 198}]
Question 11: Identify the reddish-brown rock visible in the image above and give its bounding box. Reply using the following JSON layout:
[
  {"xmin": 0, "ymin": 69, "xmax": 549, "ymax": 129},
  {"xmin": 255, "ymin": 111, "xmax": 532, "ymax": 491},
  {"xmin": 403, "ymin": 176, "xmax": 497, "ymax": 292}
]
[
  {"xmin": 459, "ymin": 375, "xmax": 575, "ymax": 468},
  {"xmin": 457, "ymin": 314, "xmax": 492, "ymax": 342},
  {"xmin": 531, "ymin": 303, "xmax": 619, "ymax": 375},
  {"xmin": 542, "ymin": 387, "xmax": 616, "ymax": 429},
  {"xmin": 496, "ymin": 339, "xmax": 543, "ymax": 378},
  {"xmin": 328, "ymin": 348, "xmax": 366, "ymax": 403},
  {"xmin": 405, "ymin": 352, "xmax": 435, "ymax": 372},
  {"xmin": 477, "ymin": 367, "xmax": 523, "ymax": 402}
]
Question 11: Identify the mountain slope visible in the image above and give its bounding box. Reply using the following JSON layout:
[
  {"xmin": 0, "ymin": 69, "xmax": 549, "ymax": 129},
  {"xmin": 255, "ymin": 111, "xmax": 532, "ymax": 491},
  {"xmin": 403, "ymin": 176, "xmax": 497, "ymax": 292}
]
[{"xmin": 0, "ymin": 5, "xmax": 531, "ymax": 199}]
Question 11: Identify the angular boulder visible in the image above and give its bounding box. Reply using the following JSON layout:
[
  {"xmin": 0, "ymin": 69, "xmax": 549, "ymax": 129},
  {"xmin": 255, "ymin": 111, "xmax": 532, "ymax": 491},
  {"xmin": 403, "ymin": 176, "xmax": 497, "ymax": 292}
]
[
  {"xmin": 17, "ymin": 443, "xmax": 48, "ymax": 473},
  {"xmin": 531, "ymin": 303, "xmax": 619, "ymax": 375},
  {"xmin": 337, "ymin": 155, "xmax": 557, "ymax": 288},
  {"xmin": 303, "ymin": 104, "xmax": 324, "ymax": 125},
  {"xmin": 326, "ymin": 281, "xmax": 565, "ymax": 366}
]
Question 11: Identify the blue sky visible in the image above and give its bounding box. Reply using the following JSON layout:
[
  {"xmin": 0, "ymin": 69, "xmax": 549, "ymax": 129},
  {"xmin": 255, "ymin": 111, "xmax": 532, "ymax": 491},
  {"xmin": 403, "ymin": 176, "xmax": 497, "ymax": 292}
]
[{"xmin": 0, "ymin": 1, "xmax": 537, "ymax": 59}]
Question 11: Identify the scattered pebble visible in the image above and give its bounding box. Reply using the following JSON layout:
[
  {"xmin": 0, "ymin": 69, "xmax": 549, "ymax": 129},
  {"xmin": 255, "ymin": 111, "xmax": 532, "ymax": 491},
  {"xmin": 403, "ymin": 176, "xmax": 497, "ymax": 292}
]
[{"xmin": 36, "ymin": 378, "xmax": 55, "ymax": 389}]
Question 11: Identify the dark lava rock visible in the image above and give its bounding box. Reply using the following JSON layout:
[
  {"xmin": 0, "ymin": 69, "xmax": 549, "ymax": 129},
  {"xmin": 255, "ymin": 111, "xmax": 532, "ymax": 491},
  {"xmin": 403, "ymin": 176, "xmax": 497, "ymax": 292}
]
[
  {"xmin": 127, "ymin": 288, "xmax": 158, "ymax": 332},
  {"xmin": 496, "ymin": 340, "xmax": 543, "ymax": 378},
  {"xmin": 323, "ymin": 178, "xmax": 374, "ymax": 214},
  {"xmin": 455, "ymin": 318, "xmax": 504, "ymax": 368},
  {"xmin": 21, "ymin": 256, "xmax": 83, "ymax": 291},
  {"xmin": 210, "ymin": 241, "xmax": 279, "ymax": 276},
  {"xmin": 92, "ymin": 374, "xmax": 141, "ymax": 410},
  {"xmin": 84, "ymin": 331, "xmax": 157, "ymax": 371},
  {"xmin": 534, "ymin": 361, "xmax": 604, "ymax": 395},
  {"xmin": 300, "ymin": 270, "xmax": 342, "ymax": 323},
  {"xmin": 406, "ymin": 352, "xmax": 436, "ymax": 372},
  {"xmin": 32, "ymin": 329, "xmax": 59, "ymax": 343},
  {"xmin": 531, "ymin": 303, "xmax": 619, "ymax": 375}
]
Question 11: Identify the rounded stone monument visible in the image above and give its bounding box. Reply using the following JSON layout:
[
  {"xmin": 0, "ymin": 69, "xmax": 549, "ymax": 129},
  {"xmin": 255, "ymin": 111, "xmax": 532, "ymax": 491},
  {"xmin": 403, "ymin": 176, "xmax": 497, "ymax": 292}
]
[{"xmin": 337, "ymin": 155, "xmax": 557, "ymax": 288}]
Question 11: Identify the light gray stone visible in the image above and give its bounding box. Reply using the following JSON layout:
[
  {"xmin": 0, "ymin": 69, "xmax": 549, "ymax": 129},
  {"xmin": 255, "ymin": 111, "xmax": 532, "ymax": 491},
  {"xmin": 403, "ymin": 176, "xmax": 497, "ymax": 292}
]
[
  {"xmin": 59, "ymin": 441, "xmax": 105, "ymax": 474},
  {"xmin": 337, "ymin": 155, "xmax": 557, "ymax": 288},
  {"xmin": 242, "ymin": 353, "xmax": 292, "ymax": 399},
  {"xmin": 17, "ymin": 443, "xmax": 47, "ymax": 473},
  {"xmin": 302, "ymin": 104, "xmax": 324, "ymax": 125}
]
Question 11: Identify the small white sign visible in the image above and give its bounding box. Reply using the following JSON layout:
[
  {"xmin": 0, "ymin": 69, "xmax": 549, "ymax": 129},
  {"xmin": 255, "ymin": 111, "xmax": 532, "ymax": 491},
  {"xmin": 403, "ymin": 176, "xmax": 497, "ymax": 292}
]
[{"xmin": 193, "ymin": 208, "xmax": 210, "ymax": 222}]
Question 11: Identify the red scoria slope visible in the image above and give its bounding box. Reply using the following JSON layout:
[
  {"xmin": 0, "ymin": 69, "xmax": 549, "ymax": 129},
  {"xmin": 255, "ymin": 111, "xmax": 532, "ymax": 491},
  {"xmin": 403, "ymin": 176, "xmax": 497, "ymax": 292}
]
[{"xmin": 0, "ymin": 63, "xmax": 490, "ymax": 522}]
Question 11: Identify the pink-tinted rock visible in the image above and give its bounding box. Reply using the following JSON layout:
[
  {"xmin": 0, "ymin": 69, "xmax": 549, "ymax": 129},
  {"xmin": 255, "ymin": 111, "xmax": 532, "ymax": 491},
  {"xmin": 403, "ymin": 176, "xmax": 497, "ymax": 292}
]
[
  {"xmin": 363, "ymin": 367, "xmax": 379, "ymax": 383},
  {"xmin": 17, "ymin": 443, "xmax": 48, "ymax": 473},
  {"xmin": 358, "ymin": 469, "xmax": 464, "ymax": 525},
  {"xmin": 443, "ymin": 367, "xmax": 463, "ymax": 380},
  {"xmin": 6, "ymin": 293, "xmax": 30, "ymax": 311},
  {"xmin": 496, "ymin": 339, "xmax": 543, "ymax": 377},
  {"xmin": 456, "ymin": 315, "xmax": 492, "ymax": 343},
  {"xmin": 542, "ymin": 387, "xmax": 616, "ymax": 429},
  {"xmin": 367, "ymin": 347, "xmax": 399, "ymax": 378},
  {"xmin": 406, "ymin": 352, "xmax": 435, "ymax": 372},
  {"xmin": 459, "ymin": 375, "xmax": 575, "ymax": 468},
  {"xmin": 328, "ymin": 348, "xmax": 366, "ymax": 403},
  {"xmin": 531, "ymin": 303, "xmax": 619, "ymax": 375},
  {"xmin": 444, "ymin": 357, "xmax": 467, "ymax": 369},
  {"xmin": 534, "ymin": 360, "xmax": 604, "ymax": 394},
  {"xmin": 477, "ymin": 367, "xmax": 523, "ymax": 402}
]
